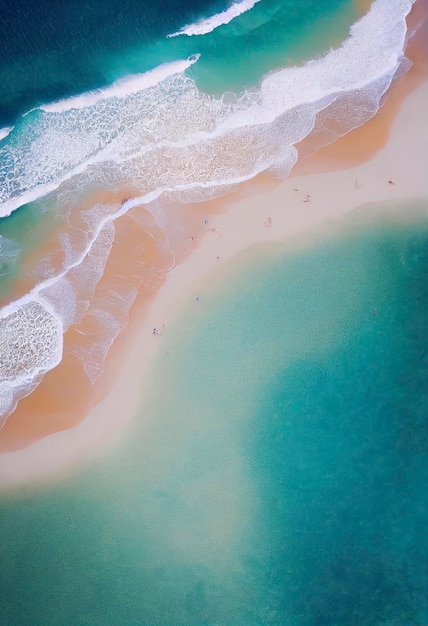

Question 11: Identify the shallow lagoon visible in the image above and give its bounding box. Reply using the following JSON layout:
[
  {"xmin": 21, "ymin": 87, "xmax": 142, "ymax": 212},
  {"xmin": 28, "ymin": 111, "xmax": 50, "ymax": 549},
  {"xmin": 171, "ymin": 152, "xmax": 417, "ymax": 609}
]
[{"xmin": 1, "ymin": 202, "xmax": 427, "ymax": 624}]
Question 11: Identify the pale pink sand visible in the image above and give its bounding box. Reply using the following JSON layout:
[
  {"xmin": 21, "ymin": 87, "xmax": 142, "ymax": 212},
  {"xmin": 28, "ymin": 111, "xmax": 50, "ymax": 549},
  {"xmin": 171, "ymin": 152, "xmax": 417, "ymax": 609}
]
[
  {"xmin": 0, "ymin": 70, "xmax": 427, "ymax": 489},
  {"xmin": 2, "ymin": 0, "xmax": 425, "ymax": 457},
  {"xmin": 0, "ymin": 196, "xmax": 208, "ymax": 452},
  {"xmin": 0, "ymin": 207, "xmax": 177, "ymax": 451},
  {"xmin": 294, "ymin": 0, "xmax": 428, "ymax": 174},
  {"xmin": 0, "ymin": 0, "xmax": 426, "ymax": 480}
]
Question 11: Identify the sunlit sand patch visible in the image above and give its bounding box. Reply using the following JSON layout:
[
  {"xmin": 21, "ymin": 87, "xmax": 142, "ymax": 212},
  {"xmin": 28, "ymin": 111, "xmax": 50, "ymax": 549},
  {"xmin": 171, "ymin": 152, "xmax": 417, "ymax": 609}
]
[
  {"xmin": 0, "ymin": 181, "xmax": 217, "ymax": 451},
  {"xmin": 294, "ymin": 0, "xmax": 428, "ymax": 173},
  {"xmin": 0, "ymin": 201, "xmax": 175, "ymax": 450},
  {"xmin": 0, "ymin": 0, "xmax": 425, "ymax": 462}
]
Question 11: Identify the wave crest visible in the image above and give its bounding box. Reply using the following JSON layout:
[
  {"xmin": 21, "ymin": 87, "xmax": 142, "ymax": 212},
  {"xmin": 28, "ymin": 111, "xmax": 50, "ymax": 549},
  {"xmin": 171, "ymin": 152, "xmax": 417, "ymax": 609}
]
[
  {"xmin": 0, "ymin": 126, "xmax": 13, "ymax": 142},
  {"xmin": 167, "ymin": 0, "xmax": 262, "ymax": 38},
  {"xmin": 0, "ymin": 0, "xmax": 414, "ymax": 219},
  {"xmin": 0, "ymin": 0, "xmax": 416, "ymax": 425},
  {"xmin": 40, "ymin": 56, "xmax": 201, "ymax": 113},
  {"xmin": 0, "ymin": 299, "xmax": 63, "ymax": 424}
]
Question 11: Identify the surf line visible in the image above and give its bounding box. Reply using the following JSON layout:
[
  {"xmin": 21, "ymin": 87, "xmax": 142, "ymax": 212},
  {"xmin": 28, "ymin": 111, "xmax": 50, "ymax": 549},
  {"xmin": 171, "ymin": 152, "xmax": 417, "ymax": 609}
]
[{"xmin": 167, "ymin": 0, "xmax": 262, "ymax": 38}]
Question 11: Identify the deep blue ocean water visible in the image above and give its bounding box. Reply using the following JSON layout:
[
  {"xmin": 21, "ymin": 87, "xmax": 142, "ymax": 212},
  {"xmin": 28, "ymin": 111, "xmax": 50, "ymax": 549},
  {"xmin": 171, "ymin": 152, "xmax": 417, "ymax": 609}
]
[
  {"xmin": 0, "ymin": 202, "xmax": 427, "ymax": 624},
  {"xmin": 0, "ymin": 2, "xmax": 426, "ymax": 622},
  {"xmin": 3, "ymin": 0, "xmax": 413, "ymax": 426},
  {"xmin": 0, "ymin": 0, "xmax": 358, "ymax": 126}
]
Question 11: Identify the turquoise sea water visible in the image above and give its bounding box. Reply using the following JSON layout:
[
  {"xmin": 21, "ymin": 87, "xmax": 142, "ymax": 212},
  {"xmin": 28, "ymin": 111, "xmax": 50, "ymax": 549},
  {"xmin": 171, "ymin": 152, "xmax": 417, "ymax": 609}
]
[
  {"xmin": 1, "ymin": 0, "xmax": 417, "ymax": 428},
  {"xmin": 0, "ymin": 1, "xmax": 426, "ymax": 621},
  {"xmin": 0, "ymin": 0, "xmax": 363, "ymax": 299},
  {"xmin": 1, "ymin": 202, "xmax": 427, "ymax": 624},
  {"xmin": 0, "ymin": 0, "xmax": 412, "ymax": 222},
  {"xmin": 0, "ymin": 0, "xmax": 358, "ymax": 126}
]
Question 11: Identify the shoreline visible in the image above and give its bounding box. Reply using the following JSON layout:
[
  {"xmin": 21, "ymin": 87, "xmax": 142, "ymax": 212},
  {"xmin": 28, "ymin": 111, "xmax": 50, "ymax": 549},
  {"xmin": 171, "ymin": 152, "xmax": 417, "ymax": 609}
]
[
  {"xmin": 0, "ymin": 75, "xmax": 427, "ymax": 490},
  {"xmin": 0, "ymin": 0, "xmax": 426, "ymax": 451},
  {"xmin": 293, "ymin": 0, "xmax": 428, "ymax": 174}
]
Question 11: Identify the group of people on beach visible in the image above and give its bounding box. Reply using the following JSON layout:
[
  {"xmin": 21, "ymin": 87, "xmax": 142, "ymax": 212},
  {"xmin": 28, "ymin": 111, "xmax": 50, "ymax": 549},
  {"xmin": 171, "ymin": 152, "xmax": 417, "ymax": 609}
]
[{"xmin": 150, "ymin": 176, "xmax": 398, "ymax": 338}]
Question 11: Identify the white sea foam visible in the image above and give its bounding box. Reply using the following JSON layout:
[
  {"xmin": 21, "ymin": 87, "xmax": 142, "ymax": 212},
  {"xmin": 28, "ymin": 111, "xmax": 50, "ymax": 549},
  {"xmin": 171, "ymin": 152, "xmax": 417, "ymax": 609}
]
[
  {"xmin": 39, "ymin": 56, "xmax": 201, "ymax": 113},
  {"xmin": 0, "ymin": 126, "xmax": 13, "ymax": 142},
  {"xmin": 0, "ymin": 200, "xmax": 131, "ymax": 425},
  {"xmin": 0, "ymin": 0, "xmax": 414, "ymax": 220},
  {"xmin": 0, "ymin": 0, "xmax": 417, "ymax": 424},
  {"xmin": 0, "ymin": 296, "xmax": 63, "ymax": 425},
  {"xmin": 167, "ymin": 0, "xmax": 261, "ymax": 38}
]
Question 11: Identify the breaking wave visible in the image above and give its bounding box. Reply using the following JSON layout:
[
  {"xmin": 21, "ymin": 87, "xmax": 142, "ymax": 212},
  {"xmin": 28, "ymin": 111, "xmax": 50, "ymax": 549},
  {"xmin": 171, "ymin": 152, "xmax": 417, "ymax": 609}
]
[
  {"xmin": 40, "ymin": 56, "xmax": 201, "ymax": 113},
  {"xmin": 0, "ymin": 297, "xmax": 63, "ymax": 424},
  {"xmin": 0, "ymin": 0, "xmax": 416, "ymax": 426},
  {"xmin": 0, "ymin": 0, "xmax": 414, "ymax": 219},
  {"xmin": 0, "ymin": 126, "xmax": 13, "ymax": 142},
  {"xmin": 167, "ymin": 0, "xmax": 262, "ymax": 38},
  {"xmin": 0, "ymin": 198, "xmax": 139, "ymax": 425}
]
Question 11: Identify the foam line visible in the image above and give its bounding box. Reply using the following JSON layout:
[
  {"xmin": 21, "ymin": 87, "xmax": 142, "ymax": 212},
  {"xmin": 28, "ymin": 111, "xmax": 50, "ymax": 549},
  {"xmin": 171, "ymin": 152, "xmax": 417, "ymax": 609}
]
[
  {"xmin": 0, "ymin": 143, "xmax": 118, "ymax": 218},
  {"xmin": 123, "ymin": 153, "xmax": 297, "ymax": 210},
  {"xmin": 0, "ymin": 213, "xmax": 120, "ymax": 424},
  {"xmin": 39, "ymin": 55, "xmax": 201, "ymax": 113},
  {"xmin": 0, "ymin": 126, "xmax": 13, "ymax": 142},
  {"xmin": 0, "ymin": 0, "xmax": 418, "ymax": 423},
  {"xmin": 167, "ymin": 0, "xmax": 262, "ymax": 38},
  {"xmin": 0, "ymin": 0, "xmax": 415, "ymax": 219},
  {"xmin": 0, "ymin": 295, "xmax": 64, "ymax": 426}
]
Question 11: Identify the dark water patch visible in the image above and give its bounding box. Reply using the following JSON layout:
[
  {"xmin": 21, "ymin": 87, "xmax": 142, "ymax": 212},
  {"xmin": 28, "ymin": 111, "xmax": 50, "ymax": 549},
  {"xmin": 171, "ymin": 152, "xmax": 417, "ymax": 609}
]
[
  {"xmin": 0, "ymin": 0, "xmax": 218, "ymax": 125},
  {"xmin": 0, "ymin": 202, "xmax": 427, "ymax": 624},
  {"xmin": 244, "ymin": 207, "xmax": 428, "ymax": 625},
  {"xmin": 0, "ymin": 0, "xmax": 359, "ymax": 126}
]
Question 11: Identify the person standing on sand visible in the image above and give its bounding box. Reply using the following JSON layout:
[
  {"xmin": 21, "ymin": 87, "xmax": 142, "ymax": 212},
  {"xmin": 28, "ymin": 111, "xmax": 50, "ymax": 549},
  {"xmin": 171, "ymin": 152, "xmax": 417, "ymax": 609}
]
[{"xmin": 152, "ymin": 324, "xmax": 165, "ymax": 335}]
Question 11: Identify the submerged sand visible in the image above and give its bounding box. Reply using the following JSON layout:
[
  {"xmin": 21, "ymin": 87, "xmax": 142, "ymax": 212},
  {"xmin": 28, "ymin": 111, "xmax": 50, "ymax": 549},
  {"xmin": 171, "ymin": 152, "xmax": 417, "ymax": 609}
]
[
  {"xmin": 1, "ymin": 0, "xmax": 426, "ymax": 456},
  {"xmin": 1, "ymin": 0, "xmax": 427, "ymax": 482},
  {"xmin": 0, "ymin": 65, "xmax": 427, "ymax": 488}
]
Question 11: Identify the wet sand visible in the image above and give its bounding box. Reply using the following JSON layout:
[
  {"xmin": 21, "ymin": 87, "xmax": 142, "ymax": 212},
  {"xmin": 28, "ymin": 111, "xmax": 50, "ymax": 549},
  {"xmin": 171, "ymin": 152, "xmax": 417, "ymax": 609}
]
[
  {"xmin": 294, "ymin": 0, "xmax": 428, "ymax": 174},
  {"xmin": 0, "ymin": 66, "xmax": 427, "ymax": 486},
  {"xmin": 0, "ymin": 189, "xmax": 209, "ymax": 450},
  {"xmin": 0, "ymin": 1, "xmax": 427, "ymax": 482}
]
